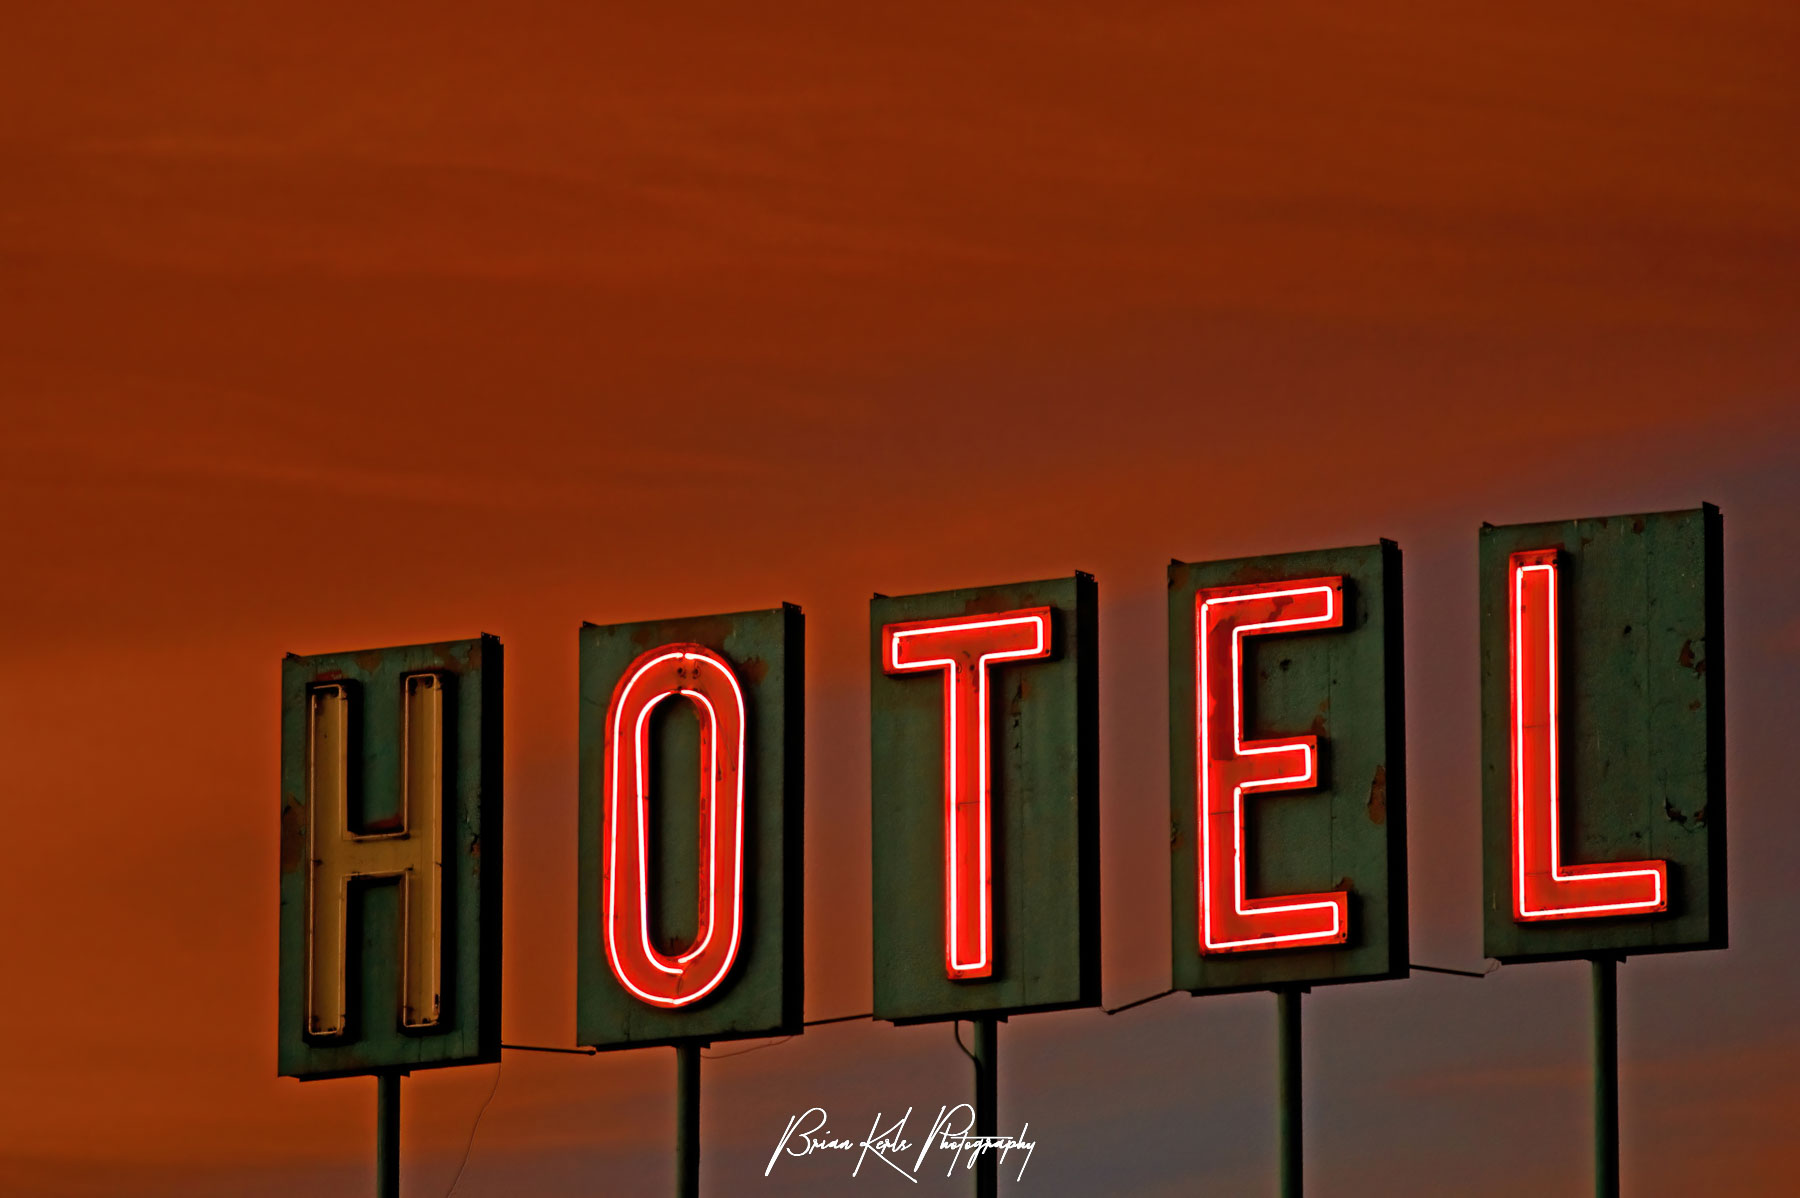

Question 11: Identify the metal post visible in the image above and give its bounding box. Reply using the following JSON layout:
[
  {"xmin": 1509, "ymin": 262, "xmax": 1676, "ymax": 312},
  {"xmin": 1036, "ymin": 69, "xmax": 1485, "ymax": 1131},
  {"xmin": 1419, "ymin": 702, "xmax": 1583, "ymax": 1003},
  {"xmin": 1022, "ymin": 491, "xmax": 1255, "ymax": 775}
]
[
  {"xmin": 1277, "ymin": 987, "xmax": 1304, "ymax": 1198},
  {"xmin": 972, "ymin": 1017, "xmax": 998, "ymax": 1198},
  {"xmin": 376, "ymin": 1069, "xmax": 401, "ymax": 1198},
  {"xmin": 677, "ymin": 1042, "xmax": 701, "ymax": 1198},
  {"xmin": 1592, "ymin": 957, "xmax": 1620, "ymax": 1198}
]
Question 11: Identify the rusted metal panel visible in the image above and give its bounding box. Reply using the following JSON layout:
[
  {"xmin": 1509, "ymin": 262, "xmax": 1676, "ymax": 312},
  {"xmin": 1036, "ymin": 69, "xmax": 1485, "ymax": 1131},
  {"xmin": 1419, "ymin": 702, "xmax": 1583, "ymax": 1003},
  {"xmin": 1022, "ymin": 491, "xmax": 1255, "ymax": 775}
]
[
  {"xmin": 1479, "ymin": 507, "xmax": 1726, "ymax": 963},
  {"xmin": 1169, "ymin": 543, "xmax": 1408, "ymax": 994},
  {"xmin": 576, "ymin": 605, "xmax": 804, "ymax": 1049},
  {"xmin": 870, "ymin": 574, "xmax": 1100, "ymax": 1024},
  {"xmin": 277, "ymin": 636, "xmax": 503, "ymax": 1080}
]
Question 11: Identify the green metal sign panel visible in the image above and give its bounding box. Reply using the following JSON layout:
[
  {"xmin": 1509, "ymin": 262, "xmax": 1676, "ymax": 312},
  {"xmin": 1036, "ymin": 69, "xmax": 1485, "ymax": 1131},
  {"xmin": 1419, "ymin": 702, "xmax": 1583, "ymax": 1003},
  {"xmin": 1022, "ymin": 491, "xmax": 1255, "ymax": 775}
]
[
  {"xmin": 870, "ymin": 574, "xmax": 1099, "ymax": 1024},
  {"xmin": 577, "ymin": 606, "xmax": 804, "ymax": 1049},
  {"xmin": 278, "ymin": 636, "xmax": 503, "ymax": 1080},
  {"xmin": 1479, "ymin": 507, "xmax": 1726, "ymax": 963},
  {"xmin": 1169, "ymin": 543, "xmax": 1407, "ymax": 995}
]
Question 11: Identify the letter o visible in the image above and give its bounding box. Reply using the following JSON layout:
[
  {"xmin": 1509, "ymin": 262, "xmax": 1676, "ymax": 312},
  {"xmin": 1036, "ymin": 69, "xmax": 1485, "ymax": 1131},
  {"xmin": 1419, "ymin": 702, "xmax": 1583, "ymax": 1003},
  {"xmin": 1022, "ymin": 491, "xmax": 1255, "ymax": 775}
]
[{"xmin": 602, "ymin": 644, "xmax": 747, "ymax": 1007}]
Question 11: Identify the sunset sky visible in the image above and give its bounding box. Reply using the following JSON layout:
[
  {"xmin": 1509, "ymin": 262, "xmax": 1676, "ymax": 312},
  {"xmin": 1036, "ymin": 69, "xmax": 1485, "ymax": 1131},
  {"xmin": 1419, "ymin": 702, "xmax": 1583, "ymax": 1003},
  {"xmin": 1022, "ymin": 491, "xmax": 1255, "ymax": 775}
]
[{"xmin": 3, "ymin": 2, "xmax": 1797, "ymax": 1194}]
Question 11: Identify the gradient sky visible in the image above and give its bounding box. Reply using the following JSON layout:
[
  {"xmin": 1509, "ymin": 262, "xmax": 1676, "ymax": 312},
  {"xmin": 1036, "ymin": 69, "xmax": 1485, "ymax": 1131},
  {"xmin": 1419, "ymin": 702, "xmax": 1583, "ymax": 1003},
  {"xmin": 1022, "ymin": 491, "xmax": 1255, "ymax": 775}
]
[{"xmin": 3, "ymin": 2, "xmax": 1797, "ymax": 1195}]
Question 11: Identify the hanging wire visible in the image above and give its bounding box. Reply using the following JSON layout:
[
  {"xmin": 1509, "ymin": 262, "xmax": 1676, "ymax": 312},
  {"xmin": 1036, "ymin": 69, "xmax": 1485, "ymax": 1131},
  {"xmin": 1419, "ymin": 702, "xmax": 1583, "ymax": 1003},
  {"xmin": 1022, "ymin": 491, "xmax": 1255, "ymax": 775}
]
[
  {"xmin": 442, "ymin": 1061, "xmax": 503, "ymax": 1197},
  {"xmin": 952, "ymin": 1020, "xmax": 979, "ymax": 1067},
  {"xmin": 704, "ymin": 1036, "xmax": 794, "ymax": 1060},
  {"xmin": 699, "ymin": 1011, "xmax": 874, "ymax": 1059},
  {"xmin": 1104, "ymin": 988, "xmax": 1176, "ymax": 1016},
  {"xmin": 1098, "ymin": 961, "xmax": 1495, "ymax": 1015},
  {"xmin": 805, "ymin": 1011, "xmax": 873, "ymax": 1027},
  {"xmin": 1410, "ymin": 960, "xmax": 1499, "ymax": 979},
  {"xmin": 480, "ymin": 963, "xmax": 1494, "ymax": 1190},
  {"xmin": 502, "ymin": 1011, "xmax": 873, "ymax": 1060}
]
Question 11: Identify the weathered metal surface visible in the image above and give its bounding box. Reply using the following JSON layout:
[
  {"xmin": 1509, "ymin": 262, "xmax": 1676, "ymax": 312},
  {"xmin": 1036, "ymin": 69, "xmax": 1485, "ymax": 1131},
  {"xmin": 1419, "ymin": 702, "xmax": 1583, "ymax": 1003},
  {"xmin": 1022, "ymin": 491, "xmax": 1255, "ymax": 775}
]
[
  {"xmin": 870, "ymin": 574, "xmax": 1100, "ymax": 1024},
  {"xmin": 1479, "ymin": 507, "xmax": 1726, "ymax": 963},
  {"xmin": 576, "ymin": 605, "xmax": 804, "ymax": 1049},
  {"xmin": 1169, "ymin": 543, "xmax": 1408, "ymax": 994},
  {"xmin": 277, "ymin": 636, "xmax": 503, "ymax": 1080}
]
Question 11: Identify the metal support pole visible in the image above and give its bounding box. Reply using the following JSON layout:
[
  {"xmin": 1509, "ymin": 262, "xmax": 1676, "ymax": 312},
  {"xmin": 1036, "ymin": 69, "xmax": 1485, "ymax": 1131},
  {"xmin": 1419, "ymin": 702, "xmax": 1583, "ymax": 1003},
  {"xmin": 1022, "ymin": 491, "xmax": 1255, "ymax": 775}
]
[
  {"xmin": 1277, "ymin": 987, "xmax": 1304, "ymax": 1198},
  {"xmin": 676, "ymin": 1042, "xmax": 701, "ymax": 1198},
  {"xmin": 376, "ymin": 1069, "xmax": 401, "ymax": 1198},
  {"xmin": 973, "ymin": 1017, "xmax": 998, "ymax": 1198},
  {"xmin": 1592, "ymin": 957, "xmax": 1620, "ymax": 1198}
]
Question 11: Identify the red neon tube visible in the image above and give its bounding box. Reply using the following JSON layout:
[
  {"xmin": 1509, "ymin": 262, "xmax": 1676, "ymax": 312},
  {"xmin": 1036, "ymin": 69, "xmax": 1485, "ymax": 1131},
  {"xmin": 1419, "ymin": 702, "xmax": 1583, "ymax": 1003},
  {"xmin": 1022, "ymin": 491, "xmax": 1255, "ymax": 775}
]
[
  {"xmin": 1195, "ymin": 578, "xmax": 1349, "ymax": 953},
  {"xmin": 602, "ymin": 644, "xmax": 747, "ymax": 1007},
  {"xmin": 882, "ymin": 608, "xmax": 1052, "ymax": 979},
  {"xmin": 1509, "ymin": 549, "xmax": 1666, "ymax": 921}
]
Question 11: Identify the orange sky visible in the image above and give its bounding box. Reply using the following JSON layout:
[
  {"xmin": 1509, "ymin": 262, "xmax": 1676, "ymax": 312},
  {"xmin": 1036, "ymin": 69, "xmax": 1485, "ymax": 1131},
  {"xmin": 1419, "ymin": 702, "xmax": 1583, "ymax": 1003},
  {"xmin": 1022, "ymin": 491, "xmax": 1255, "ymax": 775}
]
[{"xmin": 2, "ymin": 3, "xmax": 1797, "ymax": 1194}]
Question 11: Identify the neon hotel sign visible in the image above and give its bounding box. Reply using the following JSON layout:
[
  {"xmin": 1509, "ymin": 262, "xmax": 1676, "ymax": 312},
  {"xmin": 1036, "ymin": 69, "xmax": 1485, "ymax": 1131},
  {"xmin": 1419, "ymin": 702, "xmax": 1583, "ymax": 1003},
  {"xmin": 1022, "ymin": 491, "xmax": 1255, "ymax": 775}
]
[{"xmin": 278, "ymin": 505, "xmax": 1723, "ymax": 1075}]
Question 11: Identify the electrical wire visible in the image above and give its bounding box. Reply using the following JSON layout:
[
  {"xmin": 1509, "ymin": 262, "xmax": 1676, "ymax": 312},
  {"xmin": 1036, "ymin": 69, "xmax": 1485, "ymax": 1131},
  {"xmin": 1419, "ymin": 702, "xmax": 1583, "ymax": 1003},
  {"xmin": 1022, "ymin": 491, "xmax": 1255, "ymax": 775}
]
[
  {"xmin": 1410, "ymin": 961, "xmax": 1499, "ymax": 979},
  {"xmin": 442, "ymin": 1061, "xmax": 503, "ymax": 1197},
  {"xmin": 1103, "ymin": 988, "xmax": 1176, "ymax": 1016},
  {"xmin": 952, "ymin": 1021, "xmax": 979, "ymax": 1067},
  {"xmin": 703, "ymin": 1036, "xmax": 794, "ymax": 1060},
  {"xmin": 804, "ymin": 1011, "xmax": 872, "ymax": 1027},
  {"xmin": 502, "ymin": 1012, "xmax": 872, "ymax": 1060}
]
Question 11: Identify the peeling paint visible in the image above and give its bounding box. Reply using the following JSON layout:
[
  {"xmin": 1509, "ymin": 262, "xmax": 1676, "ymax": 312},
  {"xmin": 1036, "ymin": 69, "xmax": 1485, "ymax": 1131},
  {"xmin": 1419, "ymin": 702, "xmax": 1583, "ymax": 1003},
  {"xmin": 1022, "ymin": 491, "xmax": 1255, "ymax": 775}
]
[{"xmin": 279, "ymin": 800, "xmax": 306, "ymax": 873}]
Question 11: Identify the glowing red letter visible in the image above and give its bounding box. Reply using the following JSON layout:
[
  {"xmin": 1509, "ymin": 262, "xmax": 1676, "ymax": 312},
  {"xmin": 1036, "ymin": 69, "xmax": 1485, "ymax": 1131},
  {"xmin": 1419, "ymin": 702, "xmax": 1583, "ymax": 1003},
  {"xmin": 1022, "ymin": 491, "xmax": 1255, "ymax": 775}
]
[
  {"xmin": 1196, "ymin": 579, "xmax": 1349, "ymax": 953},
  {"xmin": 1509, "ymin": 550, "xmax": 1666, "ymax": 920},
  {"xmin": 882, "ymin": 608, "xmax": 1052, "ymax": 979},
  {"xmin": 602, "ymin": 644, "xmax": 747, "ymax": 1007}
]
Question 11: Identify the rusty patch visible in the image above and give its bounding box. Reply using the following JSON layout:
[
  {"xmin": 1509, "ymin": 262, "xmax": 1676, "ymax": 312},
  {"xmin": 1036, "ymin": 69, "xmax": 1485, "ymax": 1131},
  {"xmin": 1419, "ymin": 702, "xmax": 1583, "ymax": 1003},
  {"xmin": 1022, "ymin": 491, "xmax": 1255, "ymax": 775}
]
[
  {"xmin": 1662, "ymin": 800, "xmax": 1688, "ymax": 827},
  {"xmin": 736, "ymin": 655, "xmax": 769, "ymax": 685},
  {"xmin": 1367, "ymin": 764, "xmax": 1387, "ymax": 825},
  {"xmin": 631, "ymin": 616, "xmax": 737, "ymax": 650},
  {"xmin": 1677, "ymin": 639, "xmax": 1694, "ymax": 669},
  {"xmin": 1631, "ymin": 516, "xmax": 1646, "ymax": 534},
  {"xmin": 279, "ymin": 800, "xmax": 307, "ymax": 873},
  {"xmin": 961, "ymin": 591, "xmax": 1038, "ymax": 616},
  {"xmin": 1215, "ymin": 560, "xmax": 1295, "ymax": 587},
  {"xmin": 354, "ymin": 650, "xmax": 383, "ymax": 673}
]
